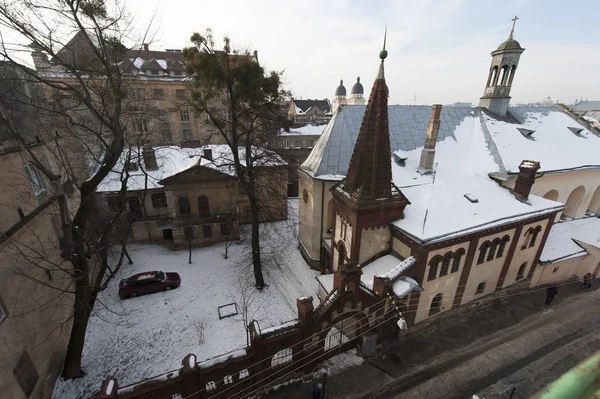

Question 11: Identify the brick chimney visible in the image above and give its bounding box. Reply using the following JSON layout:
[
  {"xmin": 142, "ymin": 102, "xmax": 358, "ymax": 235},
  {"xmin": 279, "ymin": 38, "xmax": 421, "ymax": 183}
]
[
  {"xmin": 513, "ymin": 160, "xmax": 541, "ymax": 199},
  {"xmin": 30, "ymin": 46, "xmax": 50, "ymax": 71},
  {"xmin": 142, "ymin": 148, "xmax": 158, "ymax": 170},
  {"xmin": 418, "ymin": 104, "xmax": 442, "ymax": 174},
  {"xmin": 203, "ymin": 148, "xmax": 213, "ymax": 161},
  {"xmin": 296, "ymin": 296, "xmax": 314, "ymax": 323}
]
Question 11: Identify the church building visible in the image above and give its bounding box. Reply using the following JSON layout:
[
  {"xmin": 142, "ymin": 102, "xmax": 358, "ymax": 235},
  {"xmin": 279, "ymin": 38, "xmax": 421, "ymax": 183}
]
[{"xmin": 299, "ymin": 23, "xmax": 600, "ymax": 326}]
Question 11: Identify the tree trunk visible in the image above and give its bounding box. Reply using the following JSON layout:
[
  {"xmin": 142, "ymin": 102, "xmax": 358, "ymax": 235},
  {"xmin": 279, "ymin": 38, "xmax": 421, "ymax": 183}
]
[
  {"xmin": 61, "ymin": 277, "xmax": 92, "ymax": 379},
  {"xmin": 248, "ymin": 192, "xmax": 265, "ymax": 289}
]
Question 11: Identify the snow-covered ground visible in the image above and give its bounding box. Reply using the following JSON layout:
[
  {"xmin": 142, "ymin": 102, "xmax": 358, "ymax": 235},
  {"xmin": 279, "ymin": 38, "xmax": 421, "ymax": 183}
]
[{"xmin": 53, "ymin": 200, "xmax": 319, "ymax": 398}]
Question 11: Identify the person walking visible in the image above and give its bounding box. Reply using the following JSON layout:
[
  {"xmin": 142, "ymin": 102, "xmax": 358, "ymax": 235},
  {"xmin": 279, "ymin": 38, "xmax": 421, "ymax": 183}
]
[
  {"xmin": 545, "ymin": 286, "xmax": 558, "ymax": 305},
  {"xmin": 312, "ymin": 382, "xmax": 323, "ymax": 399},
  {"xmin": 583, "ymin": 273, "xmax": 592, "ymax": 289}
]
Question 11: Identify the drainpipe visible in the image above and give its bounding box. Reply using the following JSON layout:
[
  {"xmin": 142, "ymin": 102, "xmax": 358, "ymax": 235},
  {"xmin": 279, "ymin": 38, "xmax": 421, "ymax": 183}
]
[
  {"xmin": 319, "ymin": 181, "xmax": 325, "ymax": 272},
  {"xmin": 529, "ymin": 350, "xmax": 600, "ymax": 399}
]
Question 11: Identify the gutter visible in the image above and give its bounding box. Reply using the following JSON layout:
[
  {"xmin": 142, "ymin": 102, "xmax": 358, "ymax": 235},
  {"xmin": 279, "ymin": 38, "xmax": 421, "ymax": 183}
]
[{"xmin": 319, "ymin": 181, "xmax": 325, "ymax": 272}]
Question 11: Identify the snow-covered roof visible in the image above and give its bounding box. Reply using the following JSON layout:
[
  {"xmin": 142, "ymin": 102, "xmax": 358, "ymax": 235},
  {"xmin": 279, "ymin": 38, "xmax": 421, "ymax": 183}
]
[
  {"xmin": 539, "ymin": 217, "xmax": 600, "ymax": 264},
  {"xmin": 301, "ymin": 105, "xmax": 600, "ymax": 178},
  {"xmin": 97, "ymin": 145, "xmax": 286, "ymax": 193},
  {"xmin": 390, "ymin": 115, "xmax": 564, "ymax": 243},
  {"xmin": 280, "ymin": 124, "xmax": 327, "ymax": 136},
  {"xmin": 316, "ymin": 254, "xmax": 421, "ymax": 298},
  {"xmin": 485, "ymin": 107, "xmax": 600, "ymax": 173}
]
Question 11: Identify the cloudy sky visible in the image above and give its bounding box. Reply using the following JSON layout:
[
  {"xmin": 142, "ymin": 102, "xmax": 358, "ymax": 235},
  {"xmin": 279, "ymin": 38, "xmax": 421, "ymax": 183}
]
[{"xmin": 13, "ymin": 0, "xmax": 600, "ymax": 105}]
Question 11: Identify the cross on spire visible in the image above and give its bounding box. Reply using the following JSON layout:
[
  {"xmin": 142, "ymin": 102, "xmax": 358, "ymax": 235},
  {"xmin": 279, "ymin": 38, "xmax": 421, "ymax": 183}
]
[{"xmin": 509, "ymin": 15, "xmax": 519, "ymax": 40}]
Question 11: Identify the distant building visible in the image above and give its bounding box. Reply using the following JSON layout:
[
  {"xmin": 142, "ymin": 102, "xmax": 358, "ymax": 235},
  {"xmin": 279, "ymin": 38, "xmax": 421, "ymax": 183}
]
[
  {"xmin": 288, "ymin": 98, "xmax": 332, "ymax": 125},
  {"xmin": 97, "ymin": 145, "xmax": 288, "ymax": 248},
  {"xmin": 570, "ymin": 101, "xmax": 600, "ymax": 129},
  {"xmin": 332, "ymin": 77, "xmax": 366, "ymax": 109}
]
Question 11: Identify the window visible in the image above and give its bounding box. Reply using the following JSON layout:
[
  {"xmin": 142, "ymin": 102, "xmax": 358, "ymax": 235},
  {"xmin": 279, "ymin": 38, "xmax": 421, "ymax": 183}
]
[
  {"xmin": 477, "ymin": 242, "xmax": 490, "ymax": 265},
  {"xmin": 220, "ymin": 223, "xmax": 229, "ymax": 236},
  {"xmin": 497, "ymin": 235, "xmax": 510, "ymax": 258},
  {"xmin": 476, "ymin": 282, "xmax": 486, "ymax": 295},
  {"xmin": 127, "ymin": 196, "xmax": 144, "ymax": 219},
  {"xmin": 295, "ymin": 159, "xmax": 301, "ymax": 166},
  {"xmin": 553, "ymin": 267, "xmax": 559, "ymax": 273},
  {"xmin": 530, "ymin": 226, "xmax": 542, "ymax": 248},
  {"xmin": 176, "ymin": 89, "xmax": 187, "ymax": 100},
  {"xmin": 243, "ymin": 207, "xmax": 251, "ymax": 219},
  {"xmin": 206, "ymin": 381, "xmax": 217, "ymax": 392},
  {"xmin": 13, "ymin": 351, "xmax": 38, "ymax": 397},
  {"xmin": 429, "ymin": 293, "xmax": 442, "ymax": 316},
  {"xmin": 428, "ymin": 256, "xmax": 441, "ymax": 281},
  {"xmin": 342, "ymin": 222, "xmax": 347, "ymax": 240},
  {"xmin": 198, "ymin": 196, "xmax": 210, "ymax": 217},
  {"xmin": 204, "ymin": 112, "xmax": 210, "ymax": 121},
  {"xmin": 162, "ymin": 130, "xmax": 172, "ymax": 143},
  {"xmin": 129, "ymin": 87, "xmax": 143, "ymax": 100},
  {"xmin": 451, "ymin": 248, "xmax": 464, "ymax": 273},
  {"xmin": 151, "ymin": 193, "xmax": 167, "ymax": 208},
  {"xmin": 338, "ymin": 242, "xmax": 346, "ymax": 265},
  {"xmin": 24, "ymin": 162, "xmax": 46, "ymax": 195},
  {"xmin": 516, "ymin": 262, "xmax": 527, "ymax": 280},
  {"xmin": 180, "ymin": 109, "xmax": 190, "ymax": 121},
  {"xmin": 283, "ymin": 140, "xmax": 289, "ymax": 148},
  {"xmin": 134, "ymin": 118, "xmax": 148, "ymax": 133},
  {"xmin": 178, "ymin": 196, "xmax": 191, "ymax": 215},
  {"xmin": 151, "ymin": 69, "xmax": 160, "ymax": 75},
  {"xmin": 202, "ymin": 225, "xmax": 213, "ymax": 238},
  {"xmin": 153, "ymin": 88, "xmax": 164, "ymax": 99},
  {"xmin": 182, "ymin": 128, "xmax": 193, "ymax": 141},
  {"xmin": 0, "ymin": 296, "xmax": 7, "ymax": 325},
  {"xmin": 440, "ymin": 252, "xmax": 452, "ymax": 277},
  {"xmin": 487, "ymin": 239, "xmax": 500, "ymax": 262},
  {"xmin": 224, "ymin": 375, "xmax": 233, "ymax": 385},
  {"xmin": 302, "ymin": 189, "xmax": 308, "ymax": 203}
]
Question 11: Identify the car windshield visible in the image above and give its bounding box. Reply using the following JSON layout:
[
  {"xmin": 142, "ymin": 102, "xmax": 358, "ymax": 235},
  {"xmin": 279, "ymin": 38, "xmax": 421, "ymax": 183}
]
[{"xmin": 156, "ymin": 271, "xmax": 166, "ymax": 281}]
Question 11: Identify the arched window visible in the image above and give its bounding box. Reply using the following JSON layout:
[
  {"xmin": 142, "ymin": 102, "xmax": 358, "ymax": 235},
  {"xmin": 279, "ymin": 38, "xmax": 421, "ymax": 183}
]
[
  {"xmin": 477, "ymin": 241, "xmax": 491, "ymax": 265},
  {"xmin": 499, "ymin": 65, "xmax": 509, "ymax": 86},
  {"xmin": 476, "ymin": 282, "xmax": 486, "ymax": 295},
  {"xmin": 497, "ymin": 235, "xmax": 510, "ymax": 258},
  {"xmin": 440, "ymin": 252, "xmax": 453, "ymax": 277},
  {"xmin": 198, "ymin": 196, "xmax": 210, "ymax": 217},
  {"xmin": 428, "ymin": 256, "xmax": 442, "ymax": 281},
  {"xmin": 488, "ymin": 66, "xmax": 498, "ymax": 87},
  {"xmin": 338, "ymin": 242, "xmax": 346, "ymax": 266},
  {"xmin": 517, "ymin": 262, "xmax": 527, "ymax": 280},
  {"xmin": 451, "ymin": 248, "xmax": 465, "ymax": 273},
  {"xmin": 529, "ymin": 226, "xmax": 542, "ymax": 247},
  {"xmin": 178, "ymin": 196, "xmax": 190, "ymax": 215},
  {"xmin": 487, "ymin": 239, "xmax": 500, "ymax": 262},
  {"xmin": 429, "ymin": 293, "xmax": 443, "ymax": 316},
  {"xmin": 508, "ymin": 65, "xmax": 517, "ymax": 85}
]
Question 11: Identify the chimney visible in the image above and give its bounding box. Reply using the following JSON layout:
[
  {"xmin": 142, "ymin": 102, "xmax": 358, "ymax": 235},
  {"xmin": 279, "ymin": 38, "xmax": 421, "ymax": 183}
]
[
  {"xmin": 142, "ymin": 148, "xmax": 158, "ymax": 170},
  {"xmin": 203, "ymin": 148, "xmax": 213, "ymax": 161},
  {"xmin": 30, "ymin": 48, "xmax": 50, "ymax": 71},
  {"xmin": 418, "ymin": 104, "xmax": 442, "ymax": 174},
  {"xmin": 513, "ymin": 160, "xmax": 541, "ymax": 199},
  {"xmin": 142, "ymin": 43, "xmax": 149, "ymax": 51},
  {"xmin": 296, "ymin": 296, "xmax": 314, "ymax": 323}
]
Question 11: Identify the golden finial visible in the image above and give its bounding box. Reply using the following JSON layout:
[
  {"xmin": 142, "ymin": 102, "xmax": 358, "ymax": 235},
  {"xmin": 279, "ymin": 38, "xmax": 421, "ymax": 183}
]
[
  {"xmin": 509, "ymin": 15, "xmax": 519, "ymax": 40},
  {"xmin": 379, "ymin": 27, "xmax": 388, "ymax": 60}
]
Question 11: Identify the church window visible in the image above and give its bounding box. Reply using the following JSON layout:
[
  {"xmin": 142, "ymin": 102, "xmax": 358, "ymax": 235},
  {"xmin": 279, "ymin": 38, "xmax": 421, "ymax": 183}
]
[
  {"xmin": 440, "ymin": 252, "xmax": 452, "ymax": 277},
  {"xmin": 178, "ymin": 196, "xmax": 191, "ymax": 215},
  {"xmin": 516, "ymin": 262, "xmax": 527, "ymax": 280},
  {"xmin": 487, "ymin": 239, "xmax": 500, "ymax": 261},
  {"xmin": 477, "ymin": 241, "xmax": 491, "ymax": 265},
  {"xmin": 488, "ymin": 66, "xmax": 499, "ymax": 87},
  {"xmin": 499, "ymin": 65, "xmax": 509, "ymax": 86},
  {"xmin": 338, "ymin": 242, "xmax": 346, "ymax": 266},
  {"xmin": 497, "ymin": 235, "xmax": 510, "ymax": 258},
  {"xmin": 508, "ymin": 65, "xmax": 517, "ymax": 85},
  {"xmin": 451, "ymin": 248, "xmax": 465, "ymax": 273},
  {"xmin": 427, "ymin": 256, "xmax": 441, "ymax": 281},
  {"xmin": 476, "ymin": 282, "xmax": 486, "ymax": 295},
  {"xmin": 529, "ymin": 226, "xmax": 542, "ymax": 247},
  {"xmin": 429, "ymin": 293, "xmax": 443, "ymax": 316}
]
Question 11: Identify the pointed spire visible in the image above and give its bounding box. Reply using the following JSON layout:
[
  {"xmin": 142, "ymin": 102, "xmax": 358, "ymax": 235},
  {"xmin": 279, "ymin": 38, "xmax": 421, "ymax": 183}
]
[{"xmin": 342, "ymin": 30, "xmax": 392, "ymax": 199}]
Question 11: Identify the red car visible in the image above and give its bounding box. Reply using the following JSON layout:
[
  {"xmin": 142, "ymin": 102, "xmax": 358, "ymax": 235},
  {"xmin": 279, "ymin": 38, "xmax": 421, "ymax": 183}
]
[{"xmin": 119, "ymin": 271, "xmax": 181, "ymax": 299}]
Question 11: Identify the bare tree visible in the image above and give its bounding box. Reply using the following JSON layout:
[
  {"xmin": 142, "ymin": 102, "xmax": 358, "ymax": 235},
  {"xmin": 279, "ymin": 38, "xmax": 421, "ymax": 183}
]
[
  {"xmin": 0, "ymin": 0, "xmax": 156, "ymax": 379},
  {"xmin": 230, "ymin": 272, "xmax": 268, "ymax": 346},
  {"xmin": 182, "ymin": 29, "xmax": 289, "ymax": 289}
]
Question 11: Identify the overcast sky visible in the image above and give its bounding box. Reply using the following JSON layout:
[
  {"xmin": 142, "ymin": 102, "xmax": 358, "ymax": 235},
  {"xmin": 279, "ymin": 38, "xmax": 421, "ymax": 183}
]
[{"xmin": 15, "ymin": 0, "xmax": 600, "ymax": 105}]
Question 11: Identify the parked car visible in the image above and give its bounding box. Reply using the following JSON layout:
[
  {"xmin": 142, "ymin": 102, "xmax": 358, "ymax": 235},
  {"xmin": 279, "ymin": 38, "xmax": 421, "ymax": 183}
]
[{"xmin": 119, "ymin": 271, "xmax": 181, "ymax": 299}]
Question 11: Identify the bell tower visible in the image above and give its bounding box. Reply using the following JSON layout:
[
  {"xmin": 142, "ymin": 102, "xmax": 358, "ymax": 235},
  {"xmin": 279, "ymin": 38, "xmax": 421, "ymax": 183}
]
[{"xmin": 478, "ymin": 16, "xmax": 525, "ymax": 116}]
